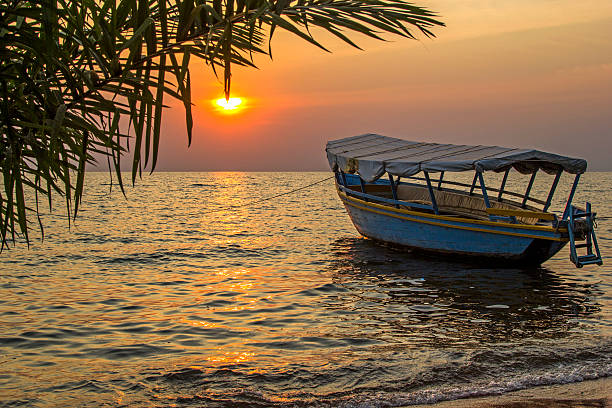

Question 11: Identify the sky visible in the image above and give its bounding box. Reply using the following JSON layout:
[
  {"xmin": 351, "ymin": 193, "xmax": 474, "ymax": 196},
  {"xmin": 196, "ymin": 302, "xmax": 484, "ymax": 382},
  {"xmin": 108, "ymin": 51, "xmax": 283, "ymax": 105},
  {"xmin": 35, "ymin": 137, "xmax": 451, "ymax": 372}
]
[{"xmin": 151, "ymin": 0, "xmax": 612, "ymax": 171}]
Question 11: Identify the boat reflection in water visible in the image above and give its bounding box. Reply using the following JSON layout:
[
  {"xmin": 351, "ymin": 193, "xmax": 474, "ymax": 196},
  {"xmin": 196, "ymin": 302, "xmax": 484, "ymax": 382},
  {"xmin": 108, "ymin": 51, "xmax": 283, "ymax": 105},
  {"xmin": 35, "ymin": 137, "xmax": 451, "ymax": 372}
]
[{"xmin": 326, "ymin": 237, "xmax": 601, "ymax": 347}]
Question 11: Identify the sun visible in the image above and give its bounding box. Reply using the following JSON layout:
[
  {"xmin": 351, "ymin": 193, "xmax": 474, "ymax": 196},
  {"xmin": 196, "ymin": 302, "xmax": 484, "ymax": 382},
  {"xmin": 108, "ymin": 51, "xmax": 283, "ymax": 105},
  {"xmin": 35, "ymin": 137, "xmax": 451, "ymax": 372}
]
[{"xmin": 215, "ymin": 97, "xmax": 243, "ymax": 112}]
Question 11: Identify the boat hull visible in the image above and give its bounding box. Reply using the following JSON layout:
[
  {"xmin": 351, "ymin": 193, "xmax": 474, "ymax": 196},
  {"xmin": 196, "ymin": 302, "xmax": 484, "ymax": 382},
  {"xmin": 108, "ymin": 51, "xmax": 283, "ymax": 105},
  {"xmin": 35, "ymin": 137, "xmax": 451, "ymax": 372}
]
[{"xmin": 339, "ymin": 190, "xmax": 568, "ymax": 265}]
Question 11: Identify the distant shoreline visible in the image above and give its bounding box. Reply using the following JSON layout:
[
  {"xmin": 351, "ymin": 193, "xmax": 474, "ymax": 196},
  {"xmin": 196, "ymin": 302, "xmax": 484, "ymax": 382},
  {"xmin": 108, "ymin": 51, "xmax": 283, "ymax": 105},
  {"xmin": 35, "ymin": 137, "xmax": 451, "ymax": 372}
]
[
  {"xmin": 407, "ymin": 377, "xmax": 611, "ymax": 408},
  {"xmin": 84, "ymin": 169, "xmax": 612, "ymax": 173},
  {"xmin": 84, "ymin": 169, "xmax": 332, "ymax": 173}
]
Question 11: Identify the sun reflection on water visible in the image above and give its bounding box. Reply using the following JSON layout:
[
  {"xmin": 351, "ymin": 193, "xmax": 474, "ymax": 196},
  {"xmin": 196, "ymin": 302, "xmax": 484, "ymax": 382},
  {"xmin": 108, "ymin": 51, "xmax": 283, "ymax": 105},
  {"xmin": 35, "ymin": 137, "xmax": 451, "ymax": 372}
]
[
  {"xmin": 215, "ymin": 268, "xmax": 249, "ymax": 278},
  {"xmin": 207, "ymin": 350, "xmax": 256, "ymax": 365}
]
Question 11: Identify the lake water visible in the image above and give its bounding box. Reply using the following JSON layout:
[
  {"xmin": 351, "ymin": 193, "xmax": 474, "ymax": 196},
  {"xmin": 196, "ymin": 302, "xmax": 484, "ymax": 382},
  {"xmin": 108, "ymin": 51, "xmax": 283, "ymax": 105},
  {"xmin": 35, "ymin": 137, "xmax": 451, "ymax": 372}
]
[{"xmin": 0, "ymin": 172, "xmax": 610, "ymax": 407}]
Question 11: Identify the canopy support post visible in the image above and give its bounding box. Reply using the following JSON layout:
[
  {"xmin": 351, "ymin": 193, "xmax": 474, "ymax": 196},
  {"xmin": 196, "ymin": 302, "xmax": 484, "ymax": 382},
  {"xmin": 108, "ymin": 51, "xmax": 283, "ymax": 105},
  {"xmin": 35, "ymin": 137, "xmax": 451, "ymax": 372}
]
[
  {"xmin": 388, "ymin": 173, "xmax": 400, "ymax": 208},
  {"xmin": 469, "ymin": 173, "xmax": 478, "ymax": 196},
  {"xmin": 497, "ymin": 168, "xmax": 510, "ymax": 202},
  {"xmin": 543, "ymin": 169, "xmax": 562, "ymax": 212},
  {"xmin": 437, "ymin": 171, "xmax": 444, "ymax": 190},
  {"xmin": 562, "ymin": 174, "xmax": 581, "ymax": 220},
  {"xmin": 521, "ymin": 169, "xmax": 538, "ymax": 208},
  {"xmin": 424, "ymin": 171, "xmax": 439, "ymax": 215},
  {"xmin": 359, "ymin": 177, "xmax": 369, "ymax": 202},
  {"xmin": 339, "ymin": 171, "xmax": 350, "ymax": 198},
  {"xmin": 340, "ymin": 170, "xmax": 348, "ymax": 187},
  {"xmin": 477, "ymin": 171, "xmax": 491, "ymax": 208},
  {"xmin": 334, "ymin": 170, "xmax": 342, "ymax": 185},
  {"xmin": 359, "ymin": 177, "xmax": 366, "ymax": 193}
]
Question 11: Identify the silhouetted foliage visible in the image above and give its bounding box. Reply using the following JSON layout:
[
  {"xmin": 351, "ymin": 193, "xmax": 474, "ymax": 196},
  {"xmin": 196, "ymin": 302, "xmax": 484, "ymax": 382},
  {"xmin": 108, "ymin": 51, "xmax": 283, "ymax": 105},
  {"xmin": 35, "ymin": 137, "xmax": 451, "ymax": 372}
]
[{"xmin": 0, "ymin": 0, "xmax": 442, "ymax": 247}]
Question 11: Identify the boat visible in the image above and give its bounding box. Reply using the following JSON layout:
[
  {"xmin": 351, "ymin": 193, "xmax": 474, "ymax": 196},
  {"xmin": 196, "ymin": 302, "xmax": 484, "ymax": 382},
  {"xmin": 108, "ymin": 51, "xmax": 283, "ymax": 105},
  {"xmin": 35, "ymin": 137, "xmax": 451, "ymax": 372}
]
[{"xmin": 326, "ymin": 134, "xmax": 603, "ymax": 268}]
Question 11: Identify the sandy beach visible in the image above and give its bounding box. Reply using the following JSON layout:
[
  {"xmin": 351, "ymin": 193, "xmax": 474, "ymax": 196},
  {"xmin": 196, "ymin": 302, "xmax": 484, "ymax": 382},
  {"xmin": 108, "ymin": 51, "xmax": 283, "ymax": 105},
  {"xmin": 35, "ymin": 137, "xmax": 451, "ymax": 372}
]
[{"xmin": 408, "ymin": 377, "xmax": 611, "ymax": 408}]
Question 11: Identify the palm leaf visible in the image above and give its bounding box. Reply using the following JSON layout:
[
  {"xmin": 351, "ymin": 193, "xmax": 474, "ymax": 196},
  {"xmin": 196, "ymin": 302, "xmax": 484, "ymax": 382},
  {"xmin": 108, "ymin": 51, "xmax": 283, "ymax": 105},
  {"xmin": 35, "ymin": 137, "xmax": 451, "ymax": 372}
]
[{"xmin": 0, "ymin": 0, "xmax": 443, "ymax": 248}]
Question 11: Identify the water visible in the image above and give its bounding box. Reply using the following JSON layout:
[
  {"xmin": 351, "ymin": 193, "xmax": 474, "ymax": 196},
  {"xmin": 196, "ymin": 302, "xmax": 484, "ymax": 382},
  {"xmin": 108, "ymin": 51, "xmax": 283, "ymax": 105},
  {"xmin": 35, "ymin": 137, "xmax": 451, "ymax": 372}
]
[{"xmin": 0, "ymin": 172, "xmax": 611, "ymax": 407}]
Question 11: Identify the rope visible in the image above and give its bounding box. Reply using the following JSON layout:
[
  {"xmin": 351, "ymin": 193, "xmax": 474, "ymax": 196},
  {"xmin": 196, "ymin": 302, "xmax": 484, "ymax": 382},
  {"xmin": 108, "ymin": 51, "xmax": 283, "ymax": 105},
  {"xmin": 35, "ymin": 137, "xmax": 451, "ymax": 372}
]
[
  {"xmin": 200, "ymin": 175, "xmax": 335, "ymax": 214},
  {"xmin": 35, "ymin": 175, "xmax": 336, "ymax": 219}
]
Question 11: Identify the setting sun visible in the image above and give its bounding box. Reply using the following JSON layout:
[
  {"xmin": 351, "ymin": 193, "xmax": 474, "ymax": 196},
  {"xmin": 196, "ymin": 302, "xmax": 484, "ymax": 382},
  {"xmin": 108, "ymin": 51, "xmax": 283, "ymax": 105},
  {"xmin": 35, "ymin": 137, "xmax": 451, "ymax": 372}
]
[{"xmin": 215, "ymin": 97, "xmax": 243, "ymax": 112}]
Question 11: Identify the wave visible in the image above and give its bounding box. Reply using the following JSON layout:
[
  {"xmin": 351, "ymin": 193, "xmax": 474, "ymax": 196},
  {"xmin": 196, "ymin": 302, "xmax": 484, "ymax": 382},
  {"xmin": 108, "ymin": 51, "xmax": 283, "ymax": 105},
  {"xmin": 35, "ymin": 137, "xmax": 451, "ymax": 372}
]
[{"xmin": 145, "ymin": 340, "xmax": 612, "ymax": 407}]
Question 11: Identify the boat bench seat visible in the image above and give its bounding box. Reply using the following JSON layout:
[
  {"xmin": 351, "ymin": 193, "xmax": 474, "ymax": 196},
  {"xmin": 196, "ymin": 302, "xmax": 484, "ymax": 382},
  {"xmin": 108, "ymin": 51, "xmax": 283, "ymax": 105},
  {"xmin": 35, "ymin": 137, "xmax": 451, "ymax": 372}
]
[{"xmin": 396, "ymin": 185, "xmax": 539, "ymax": 225}]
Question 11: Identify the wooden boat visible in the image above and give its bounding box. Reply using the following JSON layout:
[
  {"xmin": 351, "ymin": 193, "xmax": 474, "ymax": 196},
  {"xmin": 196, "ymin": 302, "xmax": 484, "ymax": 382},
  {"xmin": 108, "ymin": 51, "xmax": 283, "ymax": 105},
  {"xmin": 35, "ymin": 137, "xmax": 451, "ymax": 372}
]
[{"xmin": 327, "ymin": 134, "xmax": 603, "ymax": 268}]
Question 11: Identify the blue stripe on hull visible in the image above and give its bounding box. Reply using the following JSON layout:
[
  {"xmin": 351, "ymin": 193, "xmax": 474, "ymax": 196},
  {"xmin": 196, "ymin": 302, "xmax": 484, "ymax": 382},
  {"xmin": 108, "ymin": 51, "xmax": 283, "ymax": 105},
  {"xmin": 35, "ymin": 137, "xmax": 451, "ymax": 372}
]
[{"xmin": 344, "ymin": 202, "xmax": 533, "ymax": 257}]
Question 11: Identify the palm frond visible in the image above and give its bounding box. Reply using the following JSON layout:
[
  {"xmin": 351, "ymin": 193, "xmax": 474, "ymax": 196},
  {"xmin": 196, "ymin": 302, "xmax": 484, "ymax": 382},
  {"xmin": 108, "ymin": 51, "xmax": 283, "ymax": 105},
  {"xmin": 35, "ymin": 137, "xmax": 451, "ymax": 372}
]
[{"xmin": 0, "ymin": 0, "xmax": 443, "ymax": 249}]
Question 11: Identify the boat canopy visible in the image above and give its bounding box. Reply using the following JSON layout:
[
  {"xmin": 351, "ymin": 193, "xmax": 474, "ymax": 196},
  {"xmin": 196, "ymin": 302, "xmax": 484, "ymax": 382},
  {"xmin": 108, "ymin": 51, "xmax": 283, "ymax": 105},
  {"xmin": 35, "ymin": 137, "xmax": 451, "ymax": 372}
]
[{"xmin": 327, "ymin": 134, "xmax": 587, "ymax": 183}]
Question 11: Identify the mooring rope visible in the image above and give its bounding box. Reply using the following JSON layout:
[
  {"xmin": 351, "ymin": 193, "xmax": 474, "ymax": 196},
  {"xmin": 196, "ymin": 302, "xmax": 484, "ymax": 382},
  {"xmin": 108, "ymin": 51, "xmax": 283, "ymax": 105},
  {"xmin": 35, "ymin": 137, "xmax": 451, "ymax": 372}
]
[
  {"xmin": 200, "ymin": 175, "xmax": 335, "ymax": 214},
  {"xmin": 34, "ymin": 175, "xmax": 336, "ymax": 220}
]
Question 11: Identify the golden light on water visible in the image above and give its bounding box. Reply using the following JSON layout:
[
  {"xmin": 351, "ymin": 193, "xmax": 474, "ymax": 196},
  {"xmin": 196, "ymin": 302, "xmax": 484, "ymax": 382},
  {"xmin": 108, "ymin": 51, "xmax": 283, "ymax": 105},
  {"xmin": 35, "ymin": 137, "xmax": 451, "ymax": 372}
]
[
  {"xmin": 215, "ymin": 97, "xmax": 243, "ymax": 112},
  {"xmin": 207, "ymin": 350, "xmax": 256, "ymax": 365}
]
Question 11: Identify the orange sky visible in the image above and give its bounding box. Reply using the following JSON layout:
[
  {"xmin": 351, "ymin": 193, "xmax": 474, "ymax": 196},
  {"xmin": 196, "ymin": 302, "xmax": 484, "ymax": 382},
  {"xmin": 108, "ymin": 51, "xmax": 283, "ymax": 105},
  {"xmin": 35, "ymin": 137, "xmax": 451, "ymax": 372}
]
[{"xmin": 154, "ymin": 0, "xmax": 612, "ymax": 171}]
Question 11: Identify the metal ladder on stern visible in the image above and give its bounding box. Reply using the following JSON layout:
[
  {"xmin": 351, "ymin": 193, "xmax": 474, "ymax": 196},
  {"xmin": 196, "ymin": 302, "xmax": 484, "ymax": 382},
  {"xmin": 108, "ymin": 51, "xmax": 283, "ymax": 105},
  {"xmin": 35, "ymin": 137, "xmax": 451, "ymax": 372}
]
[{"xmin": 568, "ymin": 202, "xmax": 603, "ymax": 268}]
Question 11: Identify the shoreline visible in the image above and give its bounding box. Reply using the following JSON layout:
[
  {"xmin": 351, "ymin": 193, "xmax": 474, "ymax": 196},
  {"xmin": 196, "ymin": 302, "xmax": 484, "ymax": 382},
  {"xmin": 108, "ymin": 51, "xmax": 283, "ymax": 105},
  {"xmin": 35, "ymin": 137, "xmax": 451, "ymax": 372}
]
[{"xmin": 407, "ymin": 377, "xmax": 611, "ymax": 407}]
